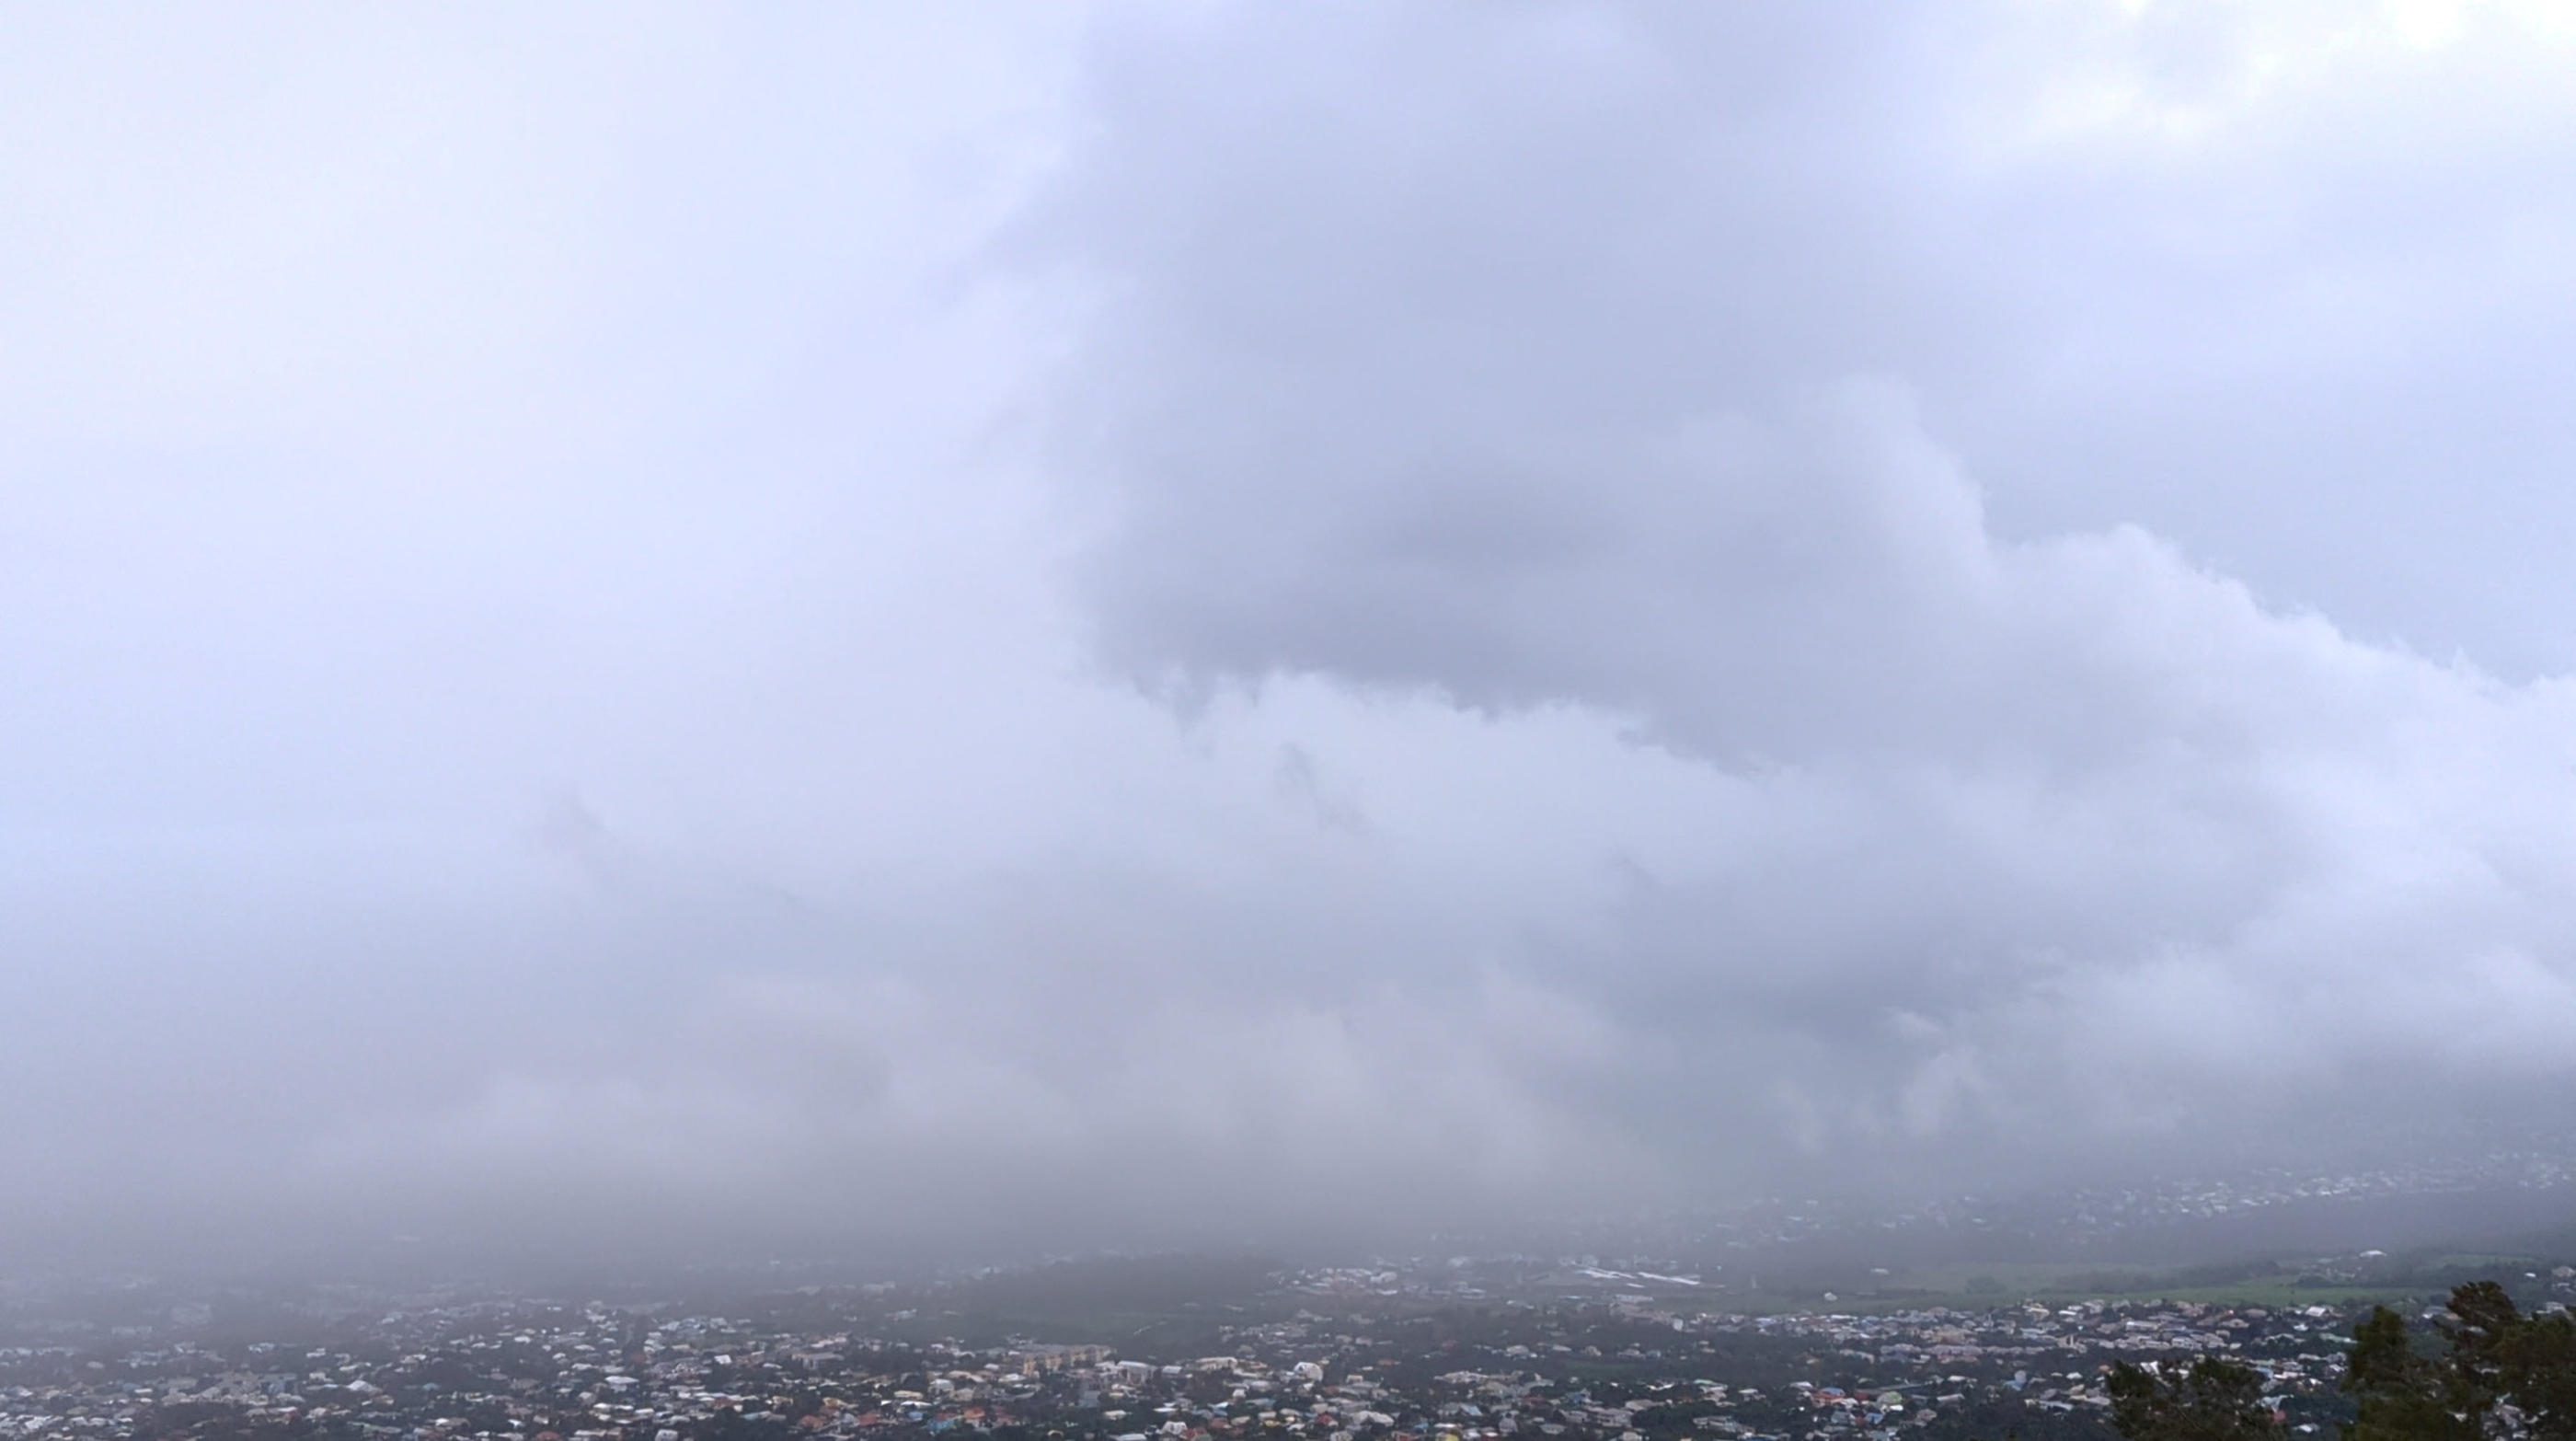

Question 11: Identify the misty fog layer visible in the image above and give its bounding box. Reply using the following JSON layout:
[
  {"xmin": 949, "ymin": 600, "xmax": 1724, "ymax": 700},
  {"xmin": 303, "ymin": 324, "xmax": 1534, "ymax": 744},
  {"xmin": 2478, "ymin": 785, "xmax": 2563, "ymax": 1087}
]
[{"xmin": 6, "ymin": 2, "xmax": 2576, "ymax": 1269}]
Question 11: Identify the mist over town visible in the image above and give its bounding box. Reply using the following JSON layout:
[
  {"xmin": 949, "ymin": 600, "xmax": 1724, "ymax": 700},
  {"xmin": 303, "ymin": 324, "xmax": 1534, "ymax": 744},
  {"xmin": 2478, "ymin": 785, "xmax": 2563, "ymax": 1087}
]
[{"xmin": 11, "ymin": 8, "xmax": 2576, "ymax": 1439}]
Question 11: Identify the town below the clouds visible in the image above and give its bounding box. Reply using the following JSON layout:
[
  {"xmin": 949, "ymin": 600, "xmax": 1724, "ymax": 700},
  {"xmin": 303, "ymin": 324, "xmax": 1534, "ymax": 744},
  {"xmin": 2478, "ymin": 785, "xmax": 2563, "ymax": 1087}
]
[{"xmin": 13, "ymin": 1159, "xmax": 2576, "ymax": 1441}]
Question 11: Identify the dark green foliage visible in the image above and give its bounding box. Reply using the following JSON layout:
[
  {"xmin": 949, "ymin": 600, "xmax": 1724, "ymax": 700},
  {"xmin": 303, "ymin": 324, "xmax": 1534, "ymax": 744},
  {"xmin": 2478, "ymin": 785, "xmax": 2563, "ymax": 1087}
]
[
  {"xmin": 2339, "ymin": 1281, "xmax": 2576, "ymax": 1441},
  {"xmin": 2342, "ymin": 1304, "xmax": 2479, "ymax": 1441},
  {"xmin": 2108, "ymin": 1355, "xmax": 2284, "ymax": 1441},
  {"xmin": 2443, "ymin": 1280, "xmax": 2576, "ymax": 1441},
  {"xmin": 2506, "ymin": 1306, "xmax": 2576, "ymax": 1440}
]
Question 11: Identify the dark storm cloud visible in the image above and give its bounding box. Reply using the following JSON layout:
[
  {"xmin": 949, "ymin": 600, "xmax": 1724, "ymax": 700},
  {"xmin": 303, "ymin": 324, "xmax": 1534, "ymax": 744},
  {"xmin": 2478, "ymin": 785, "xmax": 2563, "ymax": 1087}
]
[
  {"xmin": 1036, "ymin": 2, "xmax": 2576, "ymax": 1182},
  {"xmin": 1044, "ymin": 2, "xmax": 2576, "ymax": 674}
]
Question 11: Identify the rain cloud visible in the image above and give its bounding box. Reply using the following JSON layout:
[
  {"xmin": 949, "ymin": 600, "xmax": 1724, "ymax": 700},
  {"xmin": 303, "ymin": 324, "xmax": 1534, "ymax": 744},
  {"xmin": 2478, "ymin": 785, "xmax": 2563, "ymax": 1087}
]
[{"xmin": 6, "ymin": 1, "xmax": 2576, "ymax": 1271}]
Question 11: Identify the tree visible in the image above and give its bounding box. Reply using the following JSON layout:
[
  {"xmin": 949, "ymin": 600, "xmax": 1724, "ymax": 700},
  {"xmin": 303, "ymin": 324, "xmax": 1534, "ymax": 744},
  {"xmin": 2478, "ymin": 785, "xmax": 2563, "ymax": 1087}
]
[
  {"xmin": 2503, "ymin": 1303, "xmax": 2576, "ymax": 1441},
  {"xmin": 2340, "ymin": 1281, "xmax": 2576, "ymax": 1441},
  {"xmin": 2341, "ymin": 1303, "xmax": 2479, "ymax": 1441},
  {"xmin": 2108, "ymin": 1355, "xmax": 2283, "ymax": 1441}
]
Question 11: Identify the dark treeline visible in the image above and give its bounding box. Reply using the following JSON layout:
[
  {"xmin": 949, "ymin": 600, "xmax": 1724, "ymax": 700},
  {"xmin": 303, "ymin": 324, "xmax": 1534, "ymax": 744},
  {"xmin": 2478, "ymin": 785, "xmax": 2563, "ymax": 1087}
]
[{"xmin": 2103, "ymin": 1281, "xmax": 2576, "ymax": 1441}]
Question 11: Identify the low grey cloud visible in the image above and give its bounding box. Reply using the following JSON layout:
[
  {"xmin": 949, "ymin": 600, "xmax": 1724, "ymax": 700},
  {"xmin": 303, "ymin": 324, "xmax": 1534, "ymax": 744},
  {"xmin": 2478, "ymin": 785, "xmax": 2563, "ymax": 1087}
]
[
  {"xmin": 6, "ymin": 1, "xmax": 2576, "ymax": 1272},
  {"xmin": 1038, "ymin": 2, "xmax": 2576, "ymax": 1183}
]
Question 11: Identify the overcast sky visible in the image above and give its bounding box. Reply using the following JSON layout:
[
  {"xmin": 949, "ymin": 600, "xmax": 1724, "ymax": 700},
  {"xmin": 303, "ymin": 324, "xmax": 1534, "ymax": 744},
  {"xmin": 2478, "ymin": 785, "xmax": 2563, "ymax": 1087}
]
[{"xmin": 7, "ymin": 1, "xmax": 2576, "ymax": 1271}]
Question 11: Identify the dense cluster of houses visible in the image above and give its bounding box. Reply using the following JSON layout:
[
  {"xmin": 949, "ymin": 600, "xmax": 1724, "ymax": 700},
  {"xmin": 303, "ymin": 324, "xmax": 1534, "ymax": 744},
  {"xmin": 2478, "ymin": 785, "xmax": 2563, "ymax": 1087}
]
[{"xmin": 0, "ymin": 1266, "xmax": 2400, "ymax": 1441}]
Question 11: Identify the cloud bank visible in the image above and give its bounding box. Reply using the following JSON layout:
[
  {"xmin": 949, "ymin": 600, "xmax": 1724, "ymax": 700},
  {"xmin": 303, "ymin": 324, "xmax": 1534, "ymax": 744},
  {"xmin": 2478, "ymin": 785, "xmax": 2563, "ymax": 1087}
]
[
  {"xmin": 1039, "ymin": 0, "xmax": 2576, "ymax": 1184},
  {"xmin": 5, "ymin": 1, "xmax": 2576, "ymax": 1270}
]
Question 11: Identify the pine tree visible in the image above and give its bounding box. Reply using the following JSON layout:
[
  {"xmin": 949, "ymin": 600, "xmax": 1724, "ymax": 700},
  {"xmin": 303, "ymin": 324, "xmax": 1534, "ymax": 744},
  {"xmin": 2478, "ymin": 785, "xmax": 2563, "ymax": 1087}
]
[
  {"xmin": 2109, "ymin": 1355, "xmax": 2283, "ymax": 1441},
  {"xmin": 2339, "ymin": 1281, "xmax": 2576, "ymax": 1440},
  {"xmin": 2341, "ymin": 1304, "xmax": 2478, "ymax": 1441}
]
